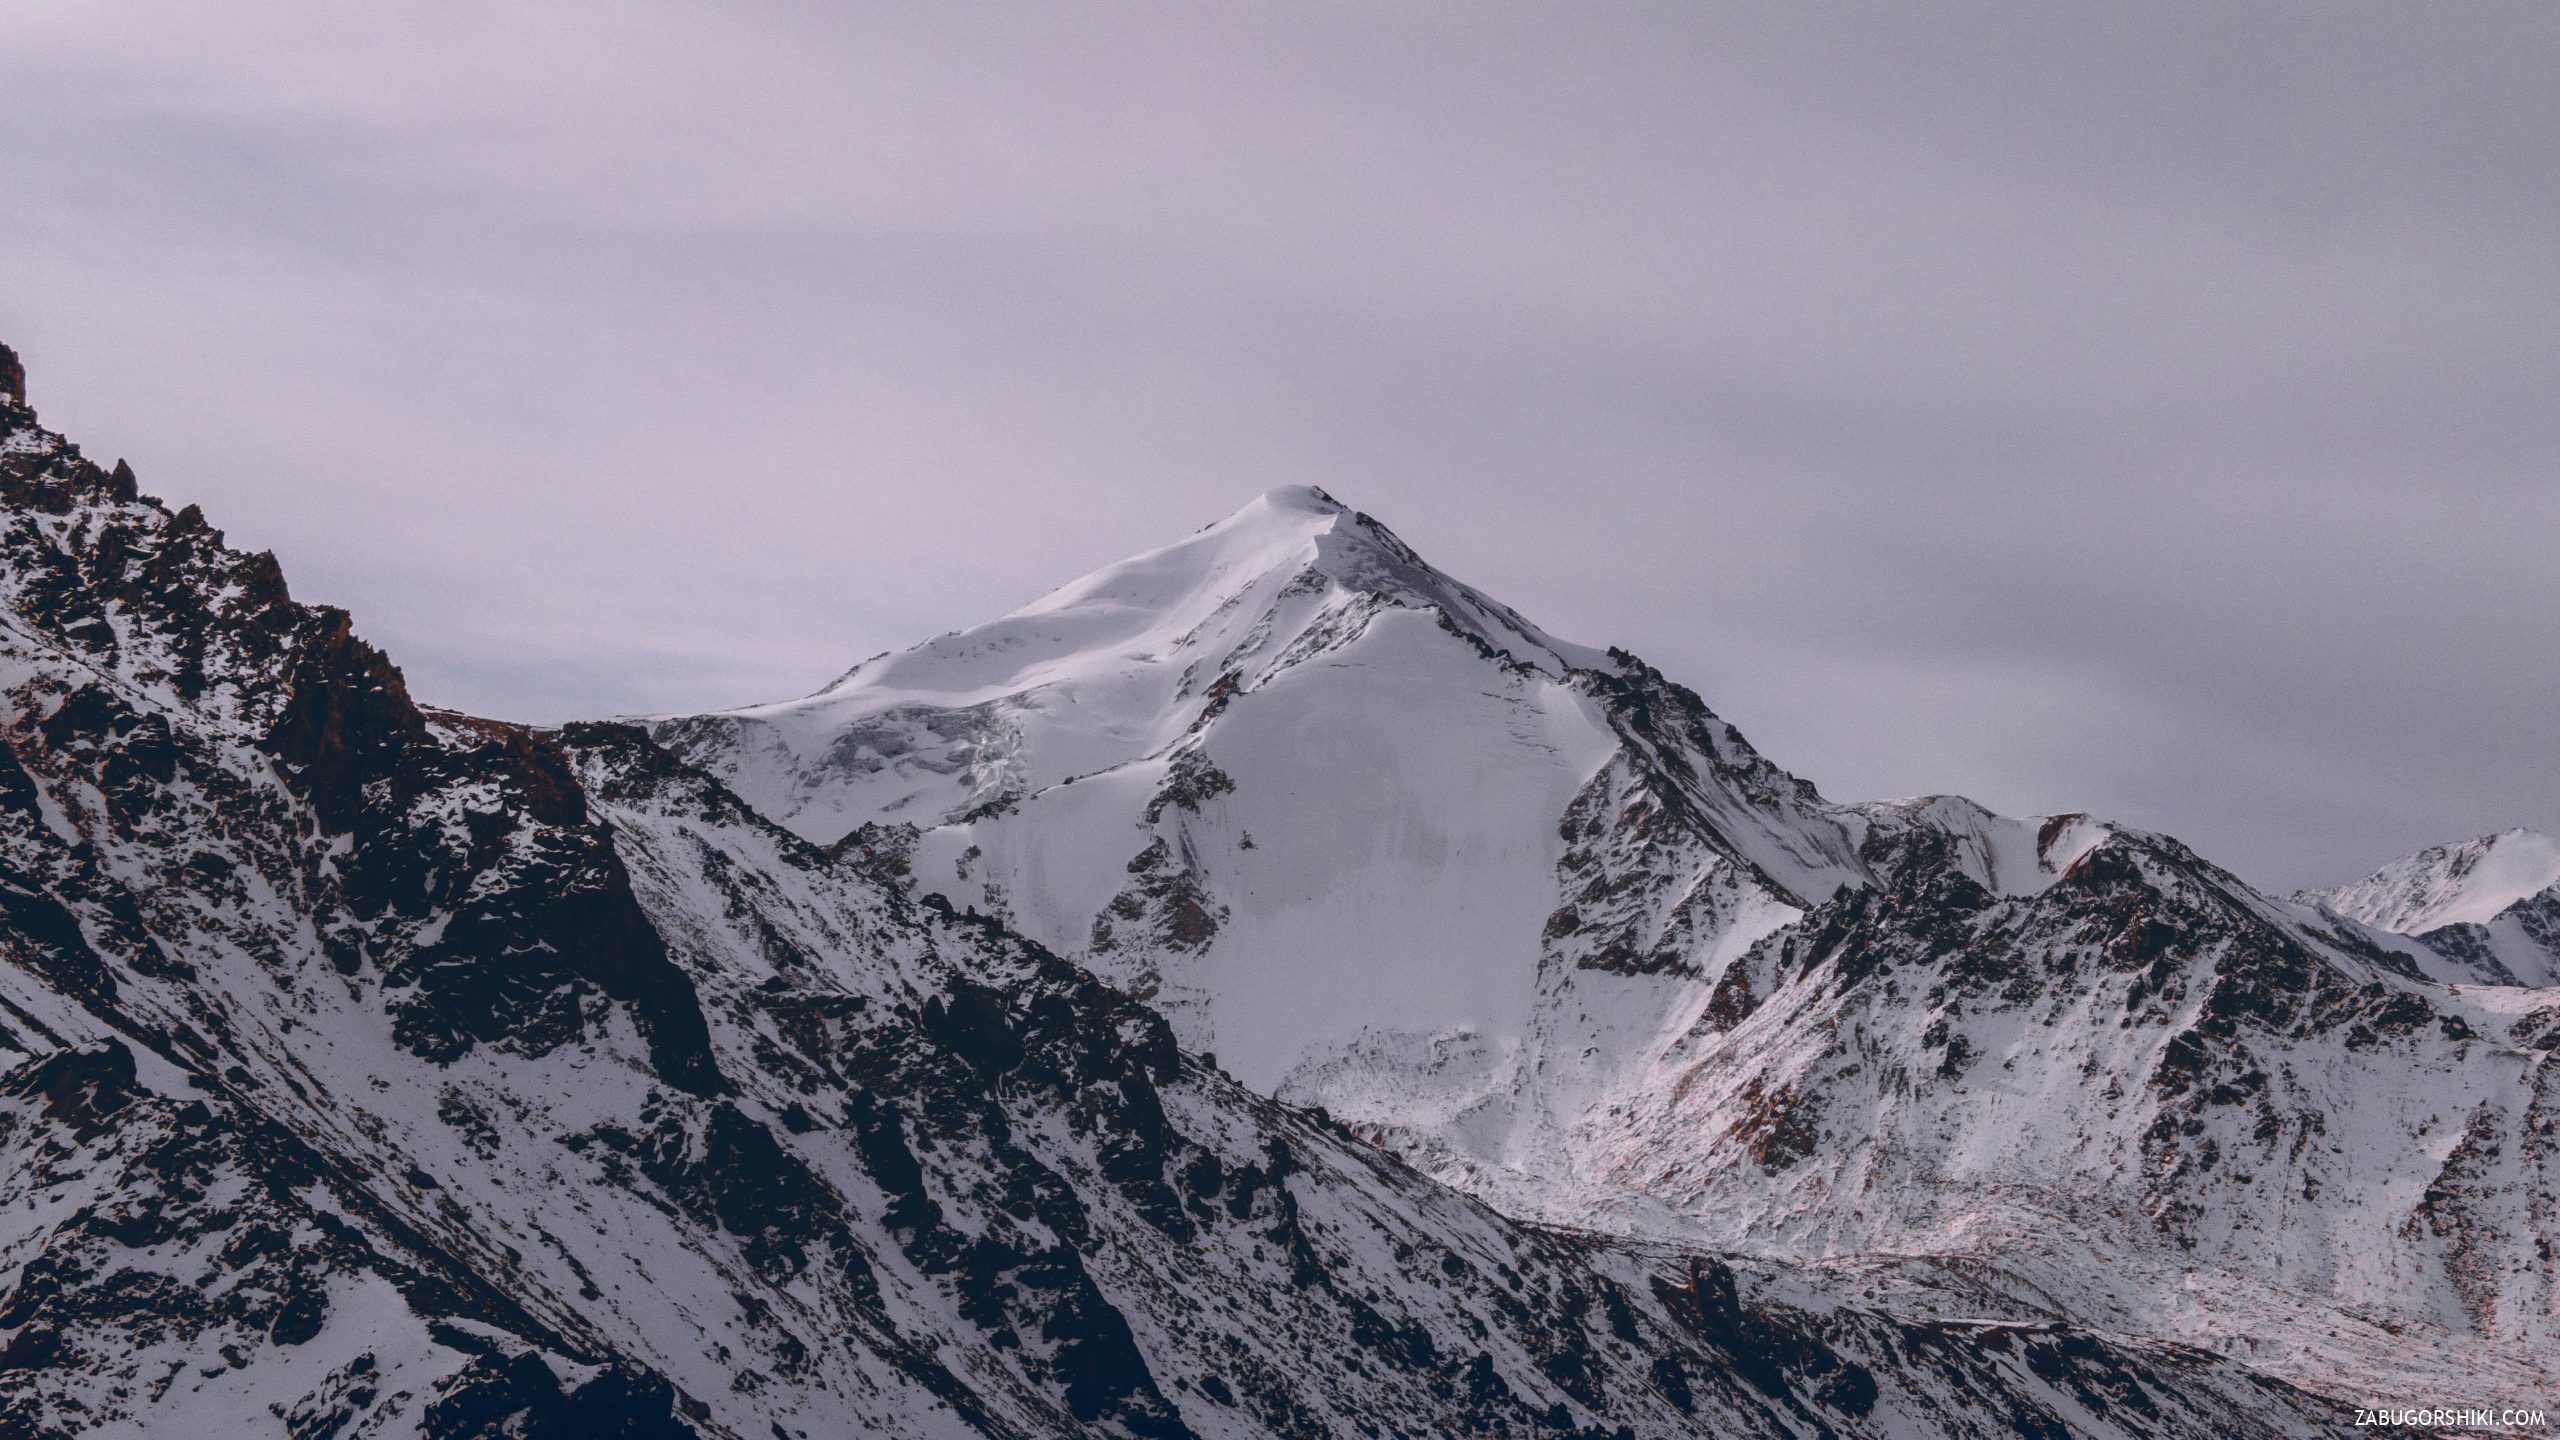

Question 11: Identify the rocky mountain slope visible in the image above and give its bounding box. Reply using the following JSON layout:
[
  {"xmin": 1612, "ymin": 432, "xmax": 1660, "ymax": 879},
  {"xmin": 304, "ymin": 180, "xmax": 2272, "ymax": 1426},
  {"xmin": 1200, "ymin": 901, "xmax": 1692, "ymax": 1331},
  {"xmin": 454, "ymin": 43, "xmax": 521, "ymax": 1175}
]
[
  {"xmin": 2305, "ymin": 829, "xmax": 2560, "ymax": 988},
  {"xmin": 0, "ymin": 344, "xmax": 2382, "ymax": 1434},
  {"xmin": 663, "ymin": 486, "xmax": 2560, "ymax": 1409}
]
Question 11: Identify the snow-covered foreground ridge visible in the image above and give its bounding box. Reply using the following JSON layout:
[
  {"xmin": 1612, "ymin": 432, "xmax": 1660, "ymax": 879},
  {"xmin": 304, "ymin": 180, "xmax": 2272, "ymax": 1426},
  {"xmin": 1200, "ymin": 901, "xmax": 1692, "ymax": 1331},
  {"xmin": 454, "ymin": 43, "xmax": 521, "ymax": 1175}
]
[
  {"xmin": 0, "ymin": 343, "xmax": 2378, "ymax": 1435},
  {"xmin": 664, "ymin": 483, "xmax": 2560, "ymax": 1409}
]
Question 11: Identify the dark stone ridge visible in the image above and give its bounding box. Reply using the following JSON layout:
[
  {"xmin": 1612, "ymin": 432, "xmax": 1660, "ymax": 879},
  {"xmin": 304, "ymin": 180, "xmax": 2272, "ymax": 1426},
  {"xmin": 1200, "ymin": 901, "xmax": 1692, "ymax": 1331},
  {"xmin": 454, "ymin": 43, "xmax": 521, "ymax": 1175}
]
[
  {"xmin": 422, "ymin": 1348, "xmax": 701, "ymax": 1440},
  {"xmin": 2, "ymin": 1038, "xmax": 136, "ymax": 1139}
]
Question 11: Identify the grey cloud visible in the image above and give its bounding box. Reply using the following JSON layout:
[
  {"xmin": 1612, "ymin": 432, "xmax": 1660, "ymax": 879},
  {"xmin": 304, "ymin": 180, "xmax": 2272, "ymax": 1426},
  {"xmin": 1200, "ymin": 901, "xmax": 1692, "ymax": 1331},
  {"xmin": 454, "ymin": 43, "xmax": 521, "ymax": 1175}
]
[{"xmin": 2, "ymin": 0, "xmax": 2551, "ymax": 891}]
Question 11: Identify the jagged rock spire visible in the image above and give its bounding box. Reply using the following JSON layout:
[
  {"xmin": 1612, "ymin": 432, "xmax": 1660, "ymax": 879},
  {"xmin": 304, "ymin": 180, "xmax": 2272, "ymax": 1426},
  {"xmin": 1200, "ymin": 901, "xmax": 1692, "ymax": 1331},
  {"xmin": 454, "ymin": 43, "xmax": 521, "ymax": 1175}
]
[{"xmin": 0, "ymin": 341, "xmax": 24, "ymax": 407}]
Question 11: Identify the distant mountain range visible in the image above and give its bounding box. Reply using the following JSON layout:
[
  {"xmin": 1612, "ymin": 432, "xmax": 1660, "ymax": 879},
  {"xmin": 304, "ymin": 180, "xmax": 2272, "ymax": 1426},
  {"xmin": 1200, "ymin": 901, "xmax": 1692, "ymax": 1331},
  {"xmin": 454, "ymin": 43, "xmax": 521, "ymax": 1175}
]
[
  {"xmin": 1, "ymin": 336, "xmax": 2547, "ymax": 1436},
  {"xmin": 2302, "ymin": 828, "xmax": 2560, "ymax": 988}
]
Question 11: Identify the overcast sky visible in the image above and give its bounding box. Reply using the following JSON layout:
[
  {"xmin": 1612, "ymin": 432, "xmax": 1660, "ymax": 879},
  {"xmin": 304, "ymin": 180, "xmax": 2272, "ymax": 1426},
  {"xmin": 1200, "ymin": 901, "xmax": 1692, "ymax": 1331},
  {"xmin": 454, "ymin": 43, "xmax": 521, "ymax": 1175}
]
[{"xmin": 5, "ymin": 2, "xmax": 2553, "ymax": 891}]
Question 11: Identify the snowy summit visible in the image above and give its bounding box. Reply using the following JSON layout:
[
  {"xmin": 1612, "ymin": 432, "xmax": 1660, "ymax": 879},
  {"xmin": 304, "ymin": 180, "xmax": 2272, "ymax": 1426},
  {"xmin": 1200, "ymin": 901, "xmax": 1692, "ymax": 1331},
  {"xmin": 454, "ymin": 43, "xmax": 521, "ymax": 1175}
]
[{"xmin": 2309, "ymin": 827, "xmax": 2560, "ymax": 987}]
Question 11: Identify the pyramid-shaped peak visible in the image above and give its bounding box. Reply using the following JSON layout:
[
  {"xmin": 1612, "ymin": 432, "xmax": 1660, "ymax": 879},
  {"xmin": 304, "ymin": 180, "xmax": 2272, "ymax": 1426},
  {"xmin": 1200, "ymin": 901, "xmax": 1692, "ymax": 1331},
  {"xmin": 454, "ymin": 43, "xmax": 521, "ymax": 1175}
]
[
  {"xmin": 965, "ymin": 481, "xmax": 1563, "ymax": 670},
  {"xmin": 726, "ymin": 483, "xmax": 1607, "ymax": 731}
]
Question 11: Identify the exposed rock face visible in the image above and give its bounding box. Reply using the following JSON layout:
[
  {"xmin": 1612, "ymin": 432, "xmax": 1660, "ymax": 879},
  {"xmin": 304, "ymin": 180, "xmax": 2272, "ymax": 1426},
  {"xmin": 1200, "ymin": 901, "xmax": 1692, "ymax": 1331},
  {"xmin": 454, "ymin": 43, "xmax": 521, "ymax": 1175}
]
[
  {"xmin": 0, "ymin": 348, "xmax": 2362, "ymax": 1435},
  {"xmin": 1605, "ymin": 809, "xmax": 2560, "ymax": 1399}
]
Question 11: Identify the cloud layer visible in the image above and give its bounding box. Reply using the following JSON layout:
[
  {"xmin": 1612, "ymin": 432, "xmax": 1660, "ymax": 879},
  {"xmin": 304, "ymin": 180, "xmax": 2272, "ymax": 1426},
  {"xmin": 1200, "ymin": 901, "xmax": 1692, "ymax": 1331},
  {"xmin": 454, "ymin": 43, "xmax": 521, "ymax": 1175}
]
[{"xmin": 5, "ymin": 2, "xmax": 2552, "ymax": 890}]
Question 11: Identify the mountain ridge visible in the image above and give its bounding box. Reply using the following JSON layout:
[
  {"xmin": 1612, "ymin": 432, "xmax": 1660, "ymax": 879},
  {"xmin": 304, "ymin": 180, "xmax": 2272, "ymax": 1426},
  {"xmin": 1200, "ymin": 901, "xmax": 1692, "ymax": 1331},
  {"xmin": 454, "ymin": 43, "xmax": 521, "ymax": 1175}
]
[
  {"xmin": 0, "ymin": 342, "xmax": 2377, "ymax": 1435},
  {"xmin": 662, "ymin": 484, "xmax": 2560, "ymax": 1409}
]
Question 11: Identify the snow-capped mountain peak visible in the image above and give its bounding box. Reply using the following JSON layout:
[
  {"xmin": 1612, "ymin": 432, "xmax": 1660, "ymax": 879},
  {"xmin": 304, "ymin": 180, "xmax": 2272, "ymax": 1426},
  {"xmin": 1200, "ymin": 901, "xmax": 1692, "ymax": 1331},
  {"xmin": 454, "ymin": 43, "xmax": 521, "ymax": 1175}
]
[
  {"xmin": 662, "ymin": 485, "xmax": 2560, "ymax": 1408},
  {"xmin": 2323, "ymin": 827, "xmax": 2560, "ymax": 933},
  {"xmin": 811, "ymin": 484, "xmax": 1596, "ymax": 710},
  {"xmin": 657, "ymin": 486, "xmax": 1620, "ymax": 846},
  {"xmin": 816, "ymin": 485, "xmax": 1360, "ymax": 707},
  {"xmin": 2308, "ymin": 826, "xmax": 2560, "ymax": 986},
  {"xmin": 657, "ymin": 482, "xmax": 1866, "ymax": 1118}
]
